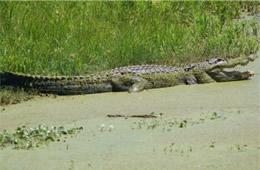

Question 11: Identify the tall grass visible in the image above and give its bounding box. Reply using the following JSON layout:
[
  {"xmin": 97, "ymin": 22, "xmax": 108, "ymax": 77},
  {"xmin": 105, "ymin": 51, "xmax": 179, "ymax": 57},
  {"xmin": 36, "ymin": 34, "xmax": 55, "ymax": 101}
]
[{"xmin": 0, "ymin": 1, "xmax": 258, "ymax": 75}]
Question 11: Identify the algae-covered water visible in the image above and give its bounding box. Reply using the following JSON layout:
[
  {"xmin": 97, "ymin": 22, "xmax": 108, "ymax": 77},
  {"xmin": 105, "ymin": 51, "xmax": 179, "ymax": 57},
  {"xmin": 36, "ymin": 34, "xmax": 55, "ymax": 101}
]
[{"xmin": 0, "ymin": 56, "xmax": 259, "ymax": 170}]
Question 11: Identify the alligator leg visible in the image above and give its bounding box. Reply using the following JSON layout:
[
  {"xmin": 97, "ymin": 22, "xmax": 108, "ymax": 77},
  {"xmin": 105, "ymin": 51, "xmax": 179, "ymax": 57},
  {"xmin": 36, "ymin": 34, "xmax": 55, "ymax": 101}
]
[
  {"xmin": 111, "ymin": 75, "xmax": 147, "ymax": 92},
  {"xmin": 128, "ymin": 76, "xmax": 148, "ymax": 93},
  {"xmin": 184, "ymin": 75, "xmax": 198, "ymax": 85},
  {"xmin": 195, "ymin": 71, "xmax": 216, "ymax": 84}
]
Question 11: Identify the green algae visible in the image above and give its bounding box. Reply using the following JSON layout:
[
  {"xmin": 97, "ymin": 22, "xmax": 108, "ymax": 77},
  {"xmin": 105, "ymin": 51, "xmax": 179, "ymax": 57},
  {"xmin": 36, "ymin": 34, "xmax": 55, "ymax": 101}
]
[{"xmin": 0, "ymin": 55, "xmax": 258, "ymax": 170}]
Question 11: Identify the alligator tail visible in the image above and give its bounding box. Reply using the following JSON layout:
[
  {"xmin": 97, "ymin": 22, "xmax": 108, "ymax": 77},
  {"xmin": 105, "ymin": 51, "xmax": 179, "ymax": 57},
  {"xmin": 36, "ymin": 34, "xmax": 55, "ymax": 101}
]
[{"xmin": 0, "ymin": 72, "xmax": 112, "ymax": 95}]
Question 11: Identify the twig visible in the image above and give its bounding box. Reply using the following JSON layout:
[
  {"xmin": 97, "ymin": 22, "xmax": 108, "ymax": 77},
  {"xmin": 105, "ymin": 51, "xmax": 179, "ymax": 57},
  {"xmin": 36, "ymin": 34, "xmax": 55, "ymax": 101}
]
[{"xmin": 107, "ymin": 114, "xmax": 157, "ymax": 118}]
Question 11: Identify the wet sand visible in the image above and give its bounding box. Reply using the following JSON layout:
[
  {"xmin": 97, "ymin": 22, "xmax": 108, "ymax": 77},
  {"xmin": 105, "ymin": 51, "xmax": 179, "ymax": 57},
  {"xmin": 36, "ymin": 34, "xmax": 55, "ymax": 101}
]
[{"xmin": 0, "ymin": 57, "xmax": 259, "ymax": 170}]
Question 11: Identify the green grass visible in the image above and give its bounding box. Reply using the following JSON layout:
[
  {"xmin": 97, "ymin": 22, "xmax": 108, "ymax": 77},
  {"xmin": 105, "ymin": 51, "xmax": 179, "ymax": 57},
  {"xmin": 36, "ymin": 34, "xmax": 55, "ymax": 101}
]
[{"xmin": 0, "ymin": 1, "xmax": 259, "ymax": 75}]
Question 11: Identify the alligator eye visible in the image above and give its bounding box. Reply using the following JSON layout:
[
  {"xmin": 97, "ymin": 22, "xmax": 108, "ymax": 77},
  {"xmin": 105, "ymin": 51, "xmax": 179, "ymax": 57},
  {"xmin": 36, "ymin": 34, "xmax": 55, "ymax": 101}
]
[{"xmin": 217, "ymin": 58, "xmax": 225, "ymax": 62}]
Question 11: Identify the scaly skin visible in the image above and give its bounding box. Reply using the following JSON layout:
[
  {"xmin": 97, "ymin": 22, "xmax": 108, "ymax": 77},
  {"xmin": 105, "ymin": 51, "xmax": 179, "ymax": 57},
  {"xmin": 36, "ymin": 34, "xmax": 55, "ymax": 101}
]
[{"xmin": 0, "ymin": 55, "xmax": 256, "ymax": 95}]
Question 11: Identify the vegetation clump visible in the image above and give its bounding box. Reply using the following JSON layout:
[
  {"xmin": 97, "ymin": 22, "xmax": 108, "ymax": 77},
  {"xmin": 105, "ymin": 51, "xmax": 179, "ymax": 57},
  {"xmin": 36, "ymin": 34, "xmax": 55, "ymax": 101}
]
[
  {"xmin": 0, "ymin": 125, "xmax": 83, "ymax": 150},
  {"xmin": 0, "ymin": 87, "xmax": 38, "ymax": 106}
]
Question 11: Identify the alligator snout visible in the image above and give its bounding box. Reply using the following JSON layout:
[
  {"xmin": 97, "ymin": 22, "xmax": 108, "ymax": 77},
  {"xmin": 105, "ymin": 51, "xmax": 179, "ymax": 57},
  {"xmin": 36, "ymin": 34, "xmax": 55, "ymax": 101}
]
[{"xmin": 247, "ymin": 70, "xmax": 254, "ymax": 76}]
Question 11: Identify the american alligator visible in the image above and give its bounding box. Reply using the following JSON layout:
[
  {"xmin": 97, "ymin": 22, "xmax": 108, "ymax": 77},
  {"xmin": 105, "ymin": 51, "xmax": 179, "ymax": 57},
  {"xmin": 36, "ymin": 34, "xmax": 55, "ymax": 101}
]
[{"xmin": 0, "ymin": 55, "xmax": 256, "ymax": 95}]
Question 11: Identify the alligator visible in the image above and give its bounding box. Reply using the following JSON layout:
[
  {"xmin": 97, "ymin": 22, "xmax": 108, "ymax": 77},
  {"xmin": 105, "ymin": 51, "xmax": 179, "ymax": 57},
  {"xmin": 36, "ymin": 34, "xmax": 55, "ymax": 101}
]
[{"xmin": 0, "ymin": 55, "xmax": 256, "ymax": 95}]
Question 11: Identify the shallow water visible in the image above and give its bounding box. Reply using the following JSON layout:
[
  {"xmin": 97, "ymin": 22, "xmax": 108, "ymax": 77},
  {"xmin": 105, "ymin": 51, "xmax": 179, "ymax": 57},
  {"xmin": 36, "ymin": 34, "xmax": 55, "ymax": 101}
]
[{"xmin": 0, "ymin": 57, "xmax": 259, "ymax": 170}]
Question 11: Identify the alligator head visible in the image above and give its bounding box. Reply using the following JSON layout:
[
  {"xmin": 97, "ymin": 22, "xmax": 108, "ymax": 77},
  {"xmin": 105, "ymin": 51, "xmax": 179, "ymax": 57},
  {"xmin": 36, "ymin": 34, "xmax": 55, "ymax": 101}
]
[
  {"xmin": 204, "ymin": 55, "xmax": 255, "ymax": 82},
  {"xmin": 184, "ymin": 55, "xmax": 256, "ymax": 82}
]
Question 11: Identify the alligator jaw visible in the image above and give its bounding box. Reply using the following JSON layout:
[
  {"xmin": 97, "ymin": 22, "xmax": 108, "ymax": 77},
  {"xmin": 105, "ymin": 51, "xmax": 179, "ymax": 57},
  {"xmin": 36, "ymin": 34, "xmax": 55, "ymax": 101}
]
[
  {"xmin": 207, "ymin": 69, "xmax": 255, "ymax": 82},
  {"xmin": 205, "ymin": 55, "xmax": 256, "ymax": 72}
]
